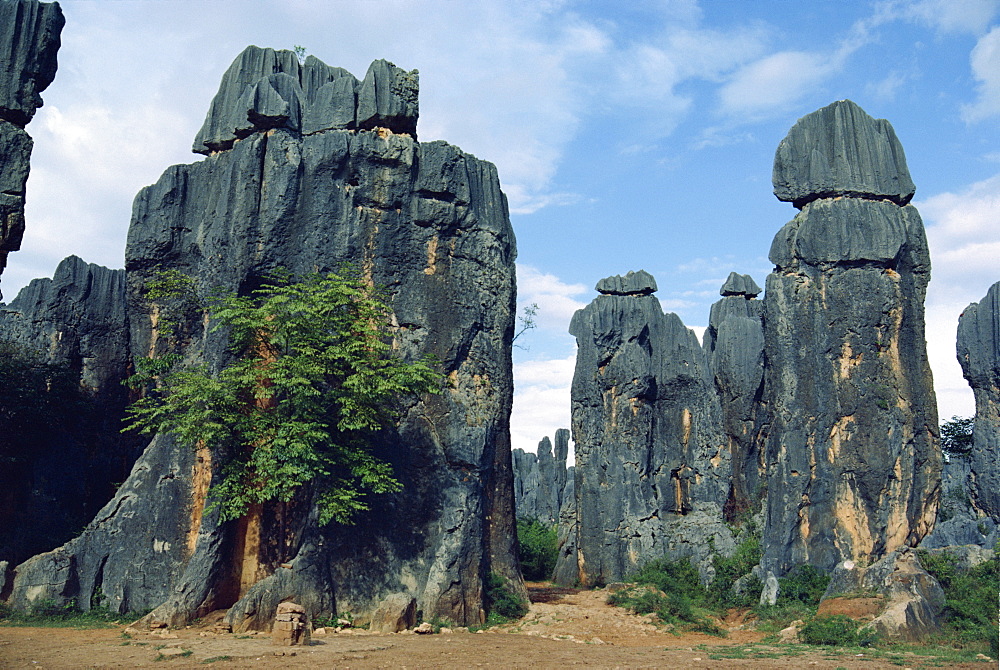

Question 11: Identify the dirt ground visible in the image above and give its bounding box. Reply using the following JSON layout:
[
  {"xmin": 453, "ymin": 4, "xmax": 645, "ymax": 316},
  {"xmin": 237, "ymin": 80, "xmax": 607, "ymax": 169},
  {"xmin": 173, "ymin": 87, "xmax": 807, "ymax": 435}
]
[{"xmin": 0, "ymin": 584, "xmax": 990, "ymax": 669}]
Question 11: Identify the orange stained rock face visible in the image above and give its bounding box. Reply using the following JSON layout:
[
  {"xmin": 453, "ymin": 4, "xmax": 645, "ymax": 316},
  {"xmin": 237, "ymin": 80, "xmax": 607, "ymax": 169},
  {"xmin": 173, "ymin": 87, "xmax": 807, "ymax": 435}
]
[{"xmin": 186, "ymin": 444, "xmax": 212, "ymax": 557}]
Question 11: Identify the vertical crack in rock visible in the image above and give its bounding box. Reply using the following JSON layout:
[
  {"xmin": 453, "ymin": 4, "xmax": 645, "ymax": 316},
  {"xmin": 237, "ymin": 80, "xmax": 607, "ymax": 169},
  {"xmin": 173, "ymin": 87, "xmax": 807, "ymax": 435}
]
[
  {"xmin": 762, "ymin": 100, "xmax": 940, "ymax": 575},
  {"xmin": 6, "ymin": 47, "xmax": 519, "ymax": 628},
  {"xmin": 0, "ymin": 0, "xmax": 63, "ymax": 296},
  {"xmin": 556, "ymin": 270, "xmax": 733, "ymax": 586}
]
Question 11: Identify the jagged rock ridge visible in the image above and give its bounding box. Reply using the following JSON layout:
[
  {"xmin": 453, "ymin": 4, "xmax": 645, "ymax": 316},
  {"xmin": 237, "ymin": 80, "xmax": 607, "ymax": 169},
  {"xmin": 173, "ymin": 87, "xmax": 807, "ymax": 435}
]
[
  {"xmin": 6, "ymin": 47, "xmax": 519, "ymax": 629},
  {"xmin": 0, "ymin": 255, "xmax": 137, "ymax": 566},
  {"xmin": 0, "ymin": 0, "xmax": 63, "ymax": 294},
  {"xmin": 762, "ymin": 100, "xmax": 940, "ymax": 574},
  {"xmin": 512, "ymin": 429, "xmax": 570, "ymax": 525}
]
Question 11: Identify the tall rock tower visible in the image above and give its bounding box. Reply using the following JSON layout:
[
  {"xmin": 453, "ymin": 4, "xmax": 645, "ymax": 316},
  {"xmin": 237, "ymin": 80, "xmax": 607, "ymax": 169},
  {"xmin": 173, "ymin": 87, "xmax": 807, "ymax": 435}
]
[
  {"xmin": 558, "ymin": 270, "xmax": 732, "ymax": 586},
  {"xmin": 762, "ymin": 100, "xmax": 940, "ymax": 574},
  {"xmin": 0, "ymin": 0, "xmax": 63, "ymax": 297},
  {"xmin": 957, "ymin": 281, "xmax": 1000, "ymax": 523},
  {"xmin": 703, "ymin": 272, "xmax": 767, "ymax": 522},
  {"xmin": 7, "ymin": 47, "xmax": 519, "ymax": 629}
]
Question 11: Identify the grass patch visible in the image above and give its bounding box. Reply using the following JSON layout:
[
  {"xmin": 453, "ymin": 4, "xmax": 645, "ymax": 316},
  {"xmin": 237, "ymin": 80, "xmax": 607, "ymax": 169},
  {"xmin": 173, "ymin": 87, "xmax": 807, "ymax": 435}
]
[
  {"xmin": 0, "ymin": 598, "xmax": 138, "ymax": 628},
  {"xmin": 202, "ymin": 657, "xmax": 232, "ymax": 664},
  {"xmin": 607, "ymin": 558, "xmax": 725, "ymax": 636}
]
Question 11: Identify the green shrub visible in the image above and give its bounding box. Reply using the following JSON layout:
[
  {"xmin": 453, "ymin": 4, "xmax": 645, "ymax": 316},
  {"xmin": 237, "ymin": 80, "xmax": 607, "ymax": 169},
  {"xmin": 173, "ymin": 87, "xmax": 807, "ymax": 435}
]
[
  {"xmin": 517, "ymin": 517, "xmax": 558, "ymax": 581},
  {"xmin": 0, "ymin": 598, "xmax": 131, "ymax": 628},
  {"xmin": 608, "ymin": 557, "xmax": 724, "ymax": 636},
  {"xmin": 777, "ymin": 564, "xmax": 830, "ymax": 607},
  {"xmin": 708, "ymin": 533, "xmax": 762, "ymax": 609},
  {"xmin": 799, "ymin": 614, "xmax": 860, "ymax": 646},
  {"xmin": 485, "ymin": 571, "xmax": 528, "ymax": 621},
  {"xmin": 919, "ymin": 550, "xmax": 999, "ymax": 652}
]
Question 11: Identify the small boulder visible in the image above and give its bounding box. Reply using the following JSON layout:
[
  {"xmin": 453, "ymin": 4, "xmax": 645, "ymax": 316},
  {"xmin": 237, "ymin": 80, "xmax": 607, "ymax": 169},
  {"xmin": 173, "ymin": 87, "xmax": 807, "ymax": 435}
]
[{"xmin": 370, "ymin": 593, "xmax": 417, "ymax": 633}]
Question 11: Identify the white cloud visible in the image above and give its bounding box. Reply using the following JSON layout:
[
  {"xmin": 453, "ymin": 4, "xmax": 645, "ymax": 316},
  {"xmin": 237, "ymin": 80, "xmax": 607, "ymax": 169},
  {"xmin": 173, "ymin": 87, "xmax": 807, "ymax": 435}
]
[
  {"xmin": 511, "ymin": 352, "xmax": 576, "ymax": 455},
  {"xmin": 516, "ymin": 264, "xmax": 589, "ymax": 333},
  {"xmin": 718, "ymin": 51, "xmax": 837, "ymax": 119},
  {"xmin": 906, "ymin": 0, "xmax": 1000, "ymax": 35},
  {"xmin": 916, "ymin": 173, "xmax": 1000, "ymax": 421},
  {"xmin": 962, "ymin": 26, "xmax": 1000, "ymax": 122}
]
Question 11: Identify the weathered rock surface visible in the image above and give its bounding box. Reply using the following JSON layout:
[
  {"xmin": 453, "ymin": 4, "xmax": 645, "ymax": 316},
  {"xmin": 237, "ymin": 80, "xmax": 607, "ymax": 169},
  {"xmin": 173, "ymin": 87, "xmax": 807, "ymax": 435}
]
[
  {"xmin": 762, "ymin": 100, "xmax": 940, "ymax": 575},
  {"xmin": 772, "ymin": 99, "xmax": 915, "ymax": 207},
  {"xmin": 703, "ymin": 272, "xmax": 767, "ymax": 522},
  {"xmin": 7, "ymin": 48, "xmax": 519, "ymax": 629},
  {"xmin": 556, "ymin": 272, "xmax": 733, "ymax": 586},
  {"xmin": 0, "ymin": 0, "xmax": 63, "ymax": 292},
  {"xmin": 823, "ymin": 549, "xmax": 944, "ymax": 642},
  {"xmin": 551, "ymin": 466, "xmax": 578, "ymax": 586},
  {"xmin": 0, "ymin": 255, "xmax": 137, "ymax": 565},
  {"xmin": 956, "ymin": 281, "xmax": 1000, "ymax": 522},
  {"xmin": 512, "ymin": 429, "xmax": 570, "ymax": 524}
]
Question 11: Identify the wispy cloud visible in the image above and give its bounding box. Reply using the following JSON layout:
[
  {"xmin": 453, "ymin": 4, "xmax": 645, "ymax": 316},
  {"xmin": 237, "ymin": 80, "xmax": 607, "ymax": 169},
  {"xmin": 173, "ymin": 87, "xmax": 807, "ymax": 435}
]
[
  {"xmin": 511, "ymin": 352, "xmax": 576, "ymax": 455},
  {"xmin": 962, "ymin": 26, "xmax": 1000, "ymax": 122},
  {"xmin": 904, "ymin": 0, "xmax": 1000, "ymax": 35},
  {"xmin": 516, "ymin": 264, "xmax": 589, "ymax": 333}
]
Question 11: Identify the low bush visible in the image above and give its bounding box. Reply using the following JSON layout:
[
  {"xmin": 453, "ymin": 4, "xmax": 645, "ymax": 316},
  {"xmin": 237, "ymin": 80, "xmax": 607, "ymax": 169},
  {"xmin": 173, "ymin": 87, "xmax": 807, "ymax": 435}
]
[
  {"xmin": 485, "ymin": 571, "xmax": 528, "ymax": 621},
  {"xmin": 919, "ymin": 549, "xmax": 999, "ymax": 654},
  {"xmin": 776, "ymin": 564, "xmax": 830, "ymax": 607},
  {"xmin": 517, "ymin": 517, "xmax": 558, "ymax": 581},
  {"xmin": 607, "ymin": 557, "xmax": 724, "ymax": 636},
  {"xmin": 708, "ymin": 533, "xmax": 762, "ymax": 609},
  {"xmin": 798, "ymin": 614, "xmax": 859, "ymax": 646}
]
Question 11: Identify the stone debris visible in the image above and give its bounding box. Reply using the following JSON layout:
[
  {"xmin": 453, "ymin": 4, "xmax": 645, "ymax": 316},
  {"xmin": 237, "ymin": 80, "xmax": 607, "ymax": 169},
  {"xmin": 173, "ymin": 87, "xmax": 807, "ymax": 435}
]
[{"xmin": 414, "ymin": 622, "xmax": 434, "ymax": 634}]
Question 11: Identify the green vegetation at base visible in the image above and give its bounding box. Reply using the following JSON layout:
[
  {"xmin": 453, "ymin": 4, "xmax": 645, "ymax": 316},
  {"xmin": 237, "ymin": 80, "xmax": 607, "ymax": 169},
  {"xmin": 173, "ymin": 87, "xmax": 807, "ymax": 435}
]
[
  {"xmin": 482, "ymin": 571, "xmax": 528, "ymax": 625},
  {"xmin": 798, "ymin": 614, "xmax": 860, "ymax": 646},
  {"xmin": 0, "ymin": 598, "xmax": 142, "ymax": 628},
  {"xmin": 919, "ymin": 548, "xmax": 1000, "ymax": 655},
  {"xmin": 517, "ymin": 517, "xmax": 558, "ymax": 581},
  {"xmin": 124, "ymin": 269, "xmax": 443, "ymax": 526}
]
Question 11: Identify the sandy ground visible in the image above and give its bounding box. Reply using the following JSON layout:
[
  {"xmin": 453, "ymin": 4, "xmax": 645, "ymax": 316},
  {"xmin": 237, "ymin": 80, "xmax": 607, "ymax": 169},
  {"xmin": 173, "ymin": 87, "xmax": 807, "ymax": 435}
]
[{"xmin": 0, "ymin": 584, "xmax": 990, "ymax": 669}]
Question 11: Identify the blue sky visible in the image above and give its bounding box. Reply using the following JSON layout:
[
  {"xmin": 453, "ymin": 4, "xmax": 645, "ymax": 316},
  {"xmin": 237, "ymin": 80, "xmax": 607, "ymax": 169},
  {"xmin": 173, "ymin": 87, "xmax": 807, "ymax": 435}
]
[{"xmin": 5, "ymin": 0, "xmax": 999, "ymax": 454}]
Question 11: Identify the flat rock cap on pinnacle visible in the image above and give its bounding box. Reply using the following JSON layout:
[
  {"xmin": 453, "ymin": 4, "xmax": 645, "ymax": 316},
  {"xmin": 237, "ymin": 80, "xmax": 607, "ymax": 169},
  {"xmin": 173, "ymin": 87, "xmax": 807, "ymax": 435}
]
[
  {"xmin": 193, "ymin": 45, "xmax": 418, "ymax": 154},
  {"xmin": 772, "ymin": 100, "xmax": 915, "ymax": 207},
  {"xmin": 595, "ymin": 270, "xmax": 657, "ymax": 295},
  {"xmin": 720, "ymin": 272, "xmax": 761, "ymax": 297}
]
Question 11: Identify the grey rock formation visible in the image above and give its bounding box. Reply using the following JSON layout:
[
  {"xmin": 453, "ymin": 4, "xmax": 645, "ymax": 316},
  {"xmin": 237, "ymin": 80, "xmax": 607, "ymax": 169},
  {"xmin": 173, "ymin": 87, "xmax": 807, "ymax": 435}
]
[
  {"xmin": 920, "ymin": 454, "xmax": 998, "ymax": 549},
  {"xmin": 0, "ymin": 256, "xmax": 137, "ymax": 565},
  {"xmin": 556, "ymin": 272, "xmax": 733, "ymax": 586},
  {"xmin": 823, "ymin": 549, "xmax": 944, "ymax": 641},
  {"xmin": 193, "ymin": 45, "xmax": 417, "ymax": 154},
  {"xmin": 956, "ymin": 281, "xmax": 1000, "ymax": 522},
  {"xmin": 0, "ymin": 0, "xmax": 63, "ymax": 293},
  {"xmin": 551, "ymin": 466, "xmax": 578, "ymax": 585},
  {"xmin": 512, "ymin": 429, "xmax": 570, "ymax": 525},
  {"xmin": 7, "ymin": 49, "xmax": 518, "ymax": 629},
  {"xmin": 703, "ymin": 272, "xmax": 767, "ymax": 522},
  {"xmin": 762, "ymin": 100, "xmax": 940, "ymax": 575},
  {"xmin": 772, "ymin": 99, "xmax": 915, "ymax": 207}
]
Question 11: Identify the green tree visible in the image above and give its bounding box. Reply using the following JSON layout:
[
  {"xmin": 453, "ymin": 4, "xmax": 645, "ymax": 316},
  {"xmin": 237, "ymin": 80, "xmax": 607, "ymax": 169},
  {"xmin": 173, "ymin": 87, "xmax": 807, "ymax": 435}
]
[
  {"xmin": 941, "ymin": 415, "xmax": 974, "ymax": 457},
  {"xmin": 124, "ymin": 270, "xmax": 442, "ymax": 525},
  {"xmin": 516, "ymin": 517, "xmax": 558, "ymax": 581}
]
